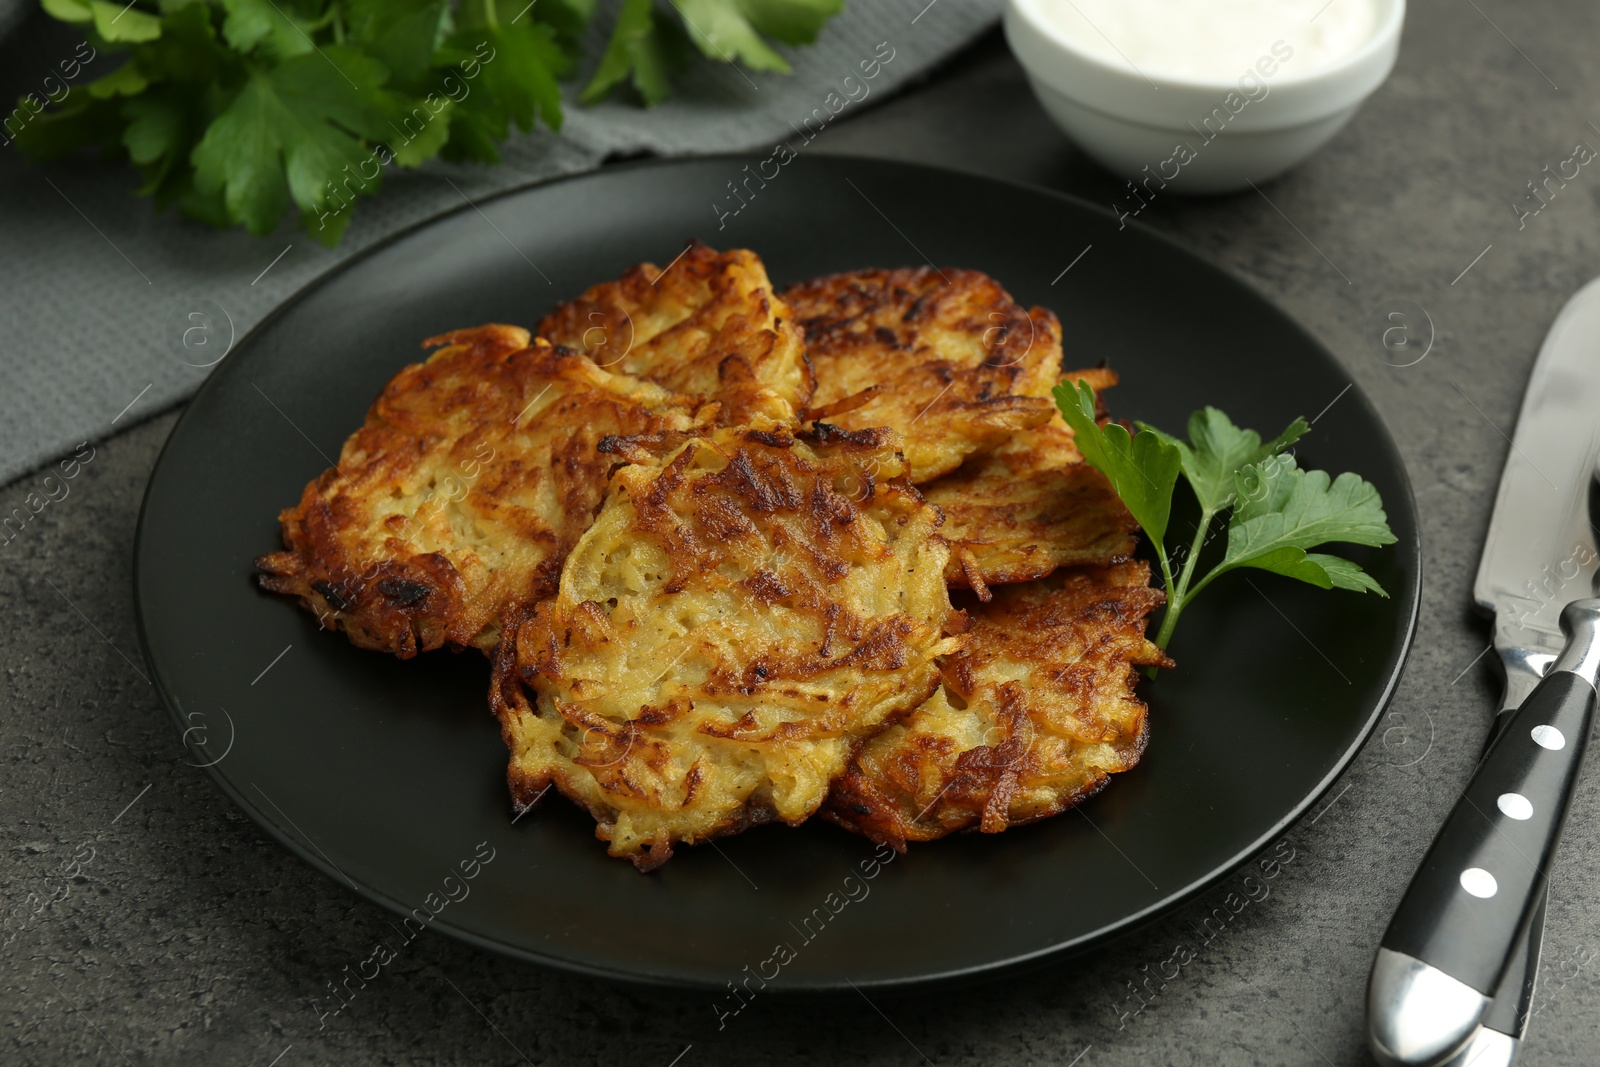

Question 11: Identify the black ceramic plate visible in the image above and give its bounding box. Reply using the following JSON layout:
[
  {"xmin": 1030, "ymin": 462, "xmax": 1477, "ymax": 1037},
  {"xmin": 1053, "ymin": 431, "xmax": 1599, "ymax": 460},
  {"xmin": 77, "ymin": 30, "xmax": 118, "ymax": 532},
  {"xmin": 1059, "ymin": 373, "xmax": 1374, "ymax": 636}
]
[{"xmin": 134, "ymin": 155, "xmax": 1419, "ymax": 991}]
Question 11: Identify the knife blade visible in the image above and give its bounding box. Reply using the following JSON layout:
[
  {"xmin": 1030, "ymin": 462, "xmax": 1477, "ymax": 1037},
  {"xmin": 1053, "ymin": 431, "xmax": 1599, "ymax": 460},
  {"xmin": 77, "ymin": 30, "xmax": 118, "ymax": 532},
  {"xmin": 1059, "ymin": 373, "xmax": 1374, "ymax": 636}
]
[{"xmin": 1366, "ymin": 276, "xmax": 1600, "ymax": 1067}]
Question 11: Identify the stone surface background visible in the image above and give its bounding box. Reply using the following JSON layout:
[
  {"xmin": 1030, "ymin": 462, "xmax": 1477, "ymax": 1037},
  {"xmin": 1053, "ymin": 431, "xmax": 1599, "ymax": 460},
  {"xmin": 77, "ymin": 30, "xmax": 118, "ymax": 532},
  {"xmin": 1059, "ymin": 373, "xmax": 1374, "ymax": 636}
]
[{"xmin": 7, "ymin": 1, "xmax": 1600, "ymax": 1063}]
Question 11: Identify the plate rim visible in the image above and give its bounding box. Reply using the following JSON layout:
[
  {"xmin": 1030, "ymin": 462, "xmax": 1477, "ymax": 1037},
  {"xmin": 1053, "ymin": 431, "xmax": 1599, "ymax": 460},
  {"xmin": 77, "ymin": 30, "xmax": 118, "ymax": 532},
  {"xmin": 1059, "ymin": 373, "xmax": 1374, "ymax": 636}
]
[{"xmin": 132, "ymin": 151, "xmax": 1423, "ymax": 992}]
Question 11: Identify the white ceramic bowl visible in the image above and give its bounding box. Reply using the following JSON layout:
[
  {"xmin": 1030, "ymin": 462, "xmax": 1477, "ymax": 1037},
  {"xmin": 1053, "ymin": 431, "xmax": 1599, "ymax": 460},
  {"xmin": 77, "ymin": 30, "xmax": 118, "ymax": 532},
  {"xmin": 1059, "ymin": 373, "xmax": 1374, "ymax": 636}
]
[{"xmin": 1004, "ymin": 0, "xmax": 1405, "ymax": 194}]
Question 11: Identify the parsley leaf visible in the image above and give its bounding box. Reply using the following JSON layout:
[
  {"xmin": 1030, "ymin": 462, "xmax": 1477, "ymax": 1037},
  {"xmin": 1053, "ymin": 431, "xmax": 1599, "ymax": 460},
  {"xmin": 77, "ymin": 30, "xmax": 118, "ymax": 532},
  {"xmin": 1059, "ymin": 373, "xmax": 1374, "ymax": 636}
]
[
  {"xmin": 737, "ymin": 0, "xmax": 846, "ymax": 50},
  {"xmin": 43, "ymin": 0, "xmax": 163, "ymax": 43},
  {"xmin": 1209, "ymin": 456, "xmax": 1396, "ymax": 586},
  {"xmin": 538, "ymin": 0, "xmax": 599, "ymax": 45},
  {"xmin": 1054, "ymin": 384, "xmax": 1396, "ymax": 660},
  {"xmin": 219, "ymin": 0, "xmax": 317, "ymax": 59},
  {"xmin": 1055, "ymin": 379, "xmax": 1185, "ymax": 627},
  {"xmin": 190, "ymin": 46, "xmax": 405, "ymax": 242},
  {"xmin": 87, "ymin": 63, "xmax": 151, "ymax": 99},
  {"xmin": 124, "ymin": 85, "xmax": 212, "ymax": 207},
  {"xmin": 582, "ymin": 0, "xmax": 690, "ymax": 106},
  {"xmin": 1296, "ymin": 552, "xmax": 1390, "ymax": 595},
  {"xmin": 437, "ymin": 19, "xmax": 566, "ymax": 163},
  {"xmin": 586, "ymin": 0, "xmax": 841, "ymax": 104},
  {"xmin": 345, "ymin": 0, "xmax": 449, "ymax": 86},
  {"xmin": 673, "ymin": 0, "xmax": 796, "ymax": 72},
  {"xmin": 1055, "ymin": 380, "xmax": 1183, "ymax": 549},
  {"xmin": 1139, "ymin": 407, "xmax": 1308, "ymax": 514}
]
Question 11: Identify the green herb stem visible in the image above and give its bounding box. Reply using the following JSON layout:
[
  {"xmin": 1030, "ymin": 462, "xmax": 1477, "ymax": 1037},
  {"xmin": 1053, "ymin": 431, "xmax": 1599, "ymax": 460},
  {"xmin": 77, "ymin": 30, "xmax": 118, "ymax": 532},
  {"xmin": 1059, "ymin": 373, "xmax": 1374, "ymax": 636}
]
[
  {"xmin": 1148, "ymin": 506, "xmax": 1212, "ymax": 663},
  {"xmin": 1180, "ymin": 561, "xmax": 1227, "ymax": 604},
  {"xmin": 1147, "ymin": 543, "xmax": 1179, "ymax": 675},
  {"xmin": 305, "ymin": 5, "xmax": 338, "ymax": 32},
  {"xmin": 1154, "ymin": 546, "xmax": 1177, "ymax": 619},
  {"xmin": 1173, "ymin": 508, "xmax": 1213, "ymax": 599}
]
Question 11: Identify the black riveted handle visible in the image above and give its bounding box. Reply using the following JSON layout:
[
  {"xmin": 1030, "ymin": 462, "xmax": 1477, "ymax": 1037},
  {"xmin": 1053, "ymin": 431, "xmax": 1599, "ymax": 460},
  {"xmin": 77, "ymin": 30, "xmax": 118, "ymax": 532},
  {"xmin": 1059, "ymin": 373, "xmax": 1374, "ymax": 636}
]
[{"xmin": 1381, "ymin": 668, "xmax": 1595, "ymax": 993}]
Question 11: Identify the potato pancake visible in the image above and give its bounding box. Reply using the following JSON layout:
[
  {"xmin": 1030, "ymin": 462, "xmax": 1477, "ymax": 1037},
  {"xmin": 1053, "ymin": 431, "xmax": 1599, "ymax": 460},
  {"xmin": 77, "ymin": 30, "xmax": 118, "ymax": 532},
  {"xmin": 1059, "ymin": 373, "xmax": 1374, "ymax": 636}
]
[
  {"xmin": 781, "ymin": 267, "xmax": 1062, "ymax": 481},
  {"xmin": 537, "ymin": 242, "xmax": 813, "ymax": 422},
  {"xmin": 255, "ymin": 326, "xmax": 706, "ymax": 658},
  {"xmin": 926, "ymin": 368, "xmax": 1138, "ymax": 596},
  {"xmin": 825, "ymin": 561, "xmax": 1169, "ymax": 849},
  {"xmin": 491, "ymin": 423, "xmax": 959, "ymax": 870}
]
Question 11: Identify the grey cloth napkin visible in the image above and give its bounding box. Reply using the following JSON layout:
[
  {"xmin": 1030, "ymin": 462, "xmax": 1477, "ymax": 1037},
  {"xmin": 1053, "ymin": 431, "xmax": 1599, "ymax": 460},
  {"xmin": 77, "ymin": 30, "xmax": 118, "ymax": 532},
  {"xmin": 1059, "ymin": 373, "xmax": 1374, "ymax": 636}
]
[{"xmin": 0, "ymin": 0, "xmax": 1000, "ymax": 487}]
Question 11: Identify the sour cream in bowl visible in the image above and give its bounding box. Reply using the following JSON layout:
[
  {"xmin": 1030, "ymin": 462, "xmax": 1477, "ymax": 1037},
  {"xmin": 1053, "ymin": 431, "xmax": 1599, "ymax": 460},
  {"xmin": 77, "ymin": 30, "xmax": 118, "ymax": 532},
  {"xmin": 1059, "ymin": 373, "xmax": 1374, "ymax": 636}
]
[{"xmin": 1005, "ymin": 0, "xmax": 1404, "ymax": 195}]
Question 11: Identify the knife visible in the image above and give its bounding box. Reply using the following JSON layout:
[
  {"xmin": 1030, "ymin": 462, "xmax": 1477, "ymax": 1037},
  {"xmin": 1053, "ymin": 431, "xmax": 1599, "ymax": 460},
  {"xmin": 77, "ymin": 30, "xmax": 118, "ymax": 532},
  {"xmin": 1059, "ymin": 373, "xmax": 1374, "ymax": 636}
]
[
  {"xmin": 1433, "ymin": 663, "xmax": 1563, "ymax": 1067},
  {"xmin": 1366, "ymin": 277, "xmax": 1600, "ymax": 1067}
]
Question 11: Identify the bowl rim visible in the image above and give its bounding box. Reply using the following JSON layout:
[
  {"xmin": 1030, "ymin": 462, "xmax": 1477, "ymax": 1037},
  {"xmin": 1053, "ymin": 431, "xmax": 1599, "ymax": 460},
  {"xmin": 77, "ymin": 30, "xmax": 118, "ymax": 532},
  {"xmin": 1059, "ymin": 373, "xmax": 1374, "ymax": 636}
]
[{"xmin": 1007, "ymin": 0, "xmax": 1406, "ymax": 94}]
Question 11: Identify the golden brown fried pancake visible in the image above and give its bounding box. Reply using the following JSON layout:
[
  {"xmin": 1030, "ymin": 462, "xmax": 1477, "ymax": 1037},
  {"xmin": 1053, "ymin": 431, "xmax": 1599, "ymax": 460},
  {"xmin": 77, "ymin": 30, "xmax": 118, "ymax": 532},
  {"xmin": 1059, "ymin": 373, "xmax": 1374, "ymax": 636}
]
[
  {"xmin": 537, "ymin": 241, "xmax": 813, "ymax": 422},
  {"xmin": 491, "ymin": 423, "xmax": 959, "ymax": 870},
  {"xmin": 825, "ymin": 561, "xmax": 1169, "ymax": 849},
  {"xmin": 926, "ymin": 367, "xmax": 1138, "ymax": 596},
  {"xmin": 255, "ymin": 326, "xmax": 706, "ymax": 658},
  {"xmin": 781, "ymin": 267, "xmax": 1062, "ymax": 482}
]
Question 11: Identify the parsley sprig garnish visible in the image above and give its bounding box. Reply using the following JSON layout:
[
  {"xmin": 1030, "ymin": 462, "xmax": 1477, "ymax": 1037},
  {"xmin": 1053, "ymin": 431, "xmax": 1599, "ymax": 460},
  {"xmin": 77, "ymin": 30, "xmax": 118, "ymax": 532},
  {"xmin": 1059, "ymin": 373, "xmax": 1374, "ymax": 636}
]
[
  {"xmin": 14, "ymin": 0, "xmax": 842, "ymax": 243},
  {"xmin": 1054, "ymin": 382, "xmax": 1397, "ymax": 653}
]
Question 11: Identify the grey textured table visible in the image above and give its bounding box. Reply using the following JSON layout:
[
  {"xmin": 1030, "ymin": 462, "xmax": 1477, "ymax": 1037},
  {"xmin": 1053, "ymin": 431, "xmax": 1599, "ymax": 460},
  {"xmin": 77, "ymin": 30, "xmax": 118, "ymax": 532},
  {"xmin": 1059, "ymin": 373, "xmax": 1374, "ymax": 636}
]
[{"xmin": 7, "ymin": 1, "xmax": 1600, "ymax": 1063}]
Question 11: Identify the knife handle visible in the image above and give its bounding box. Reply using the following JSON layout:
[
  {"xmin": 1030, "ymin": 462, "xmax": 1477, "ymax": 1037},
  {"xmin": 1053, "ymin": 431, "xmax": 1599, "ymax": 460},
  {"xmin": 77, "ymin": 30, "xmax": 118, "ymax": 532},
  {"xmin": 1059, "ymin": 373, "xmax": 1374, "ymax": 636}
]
[
  {"xmin": 1484, "ymin": 885, "xmax": 1545, "ymax": 1037},
  {"xmin": 1438, "ymin": 887, "xmax": 1548, "ymax": 1067},
  {"xmin": 1442, "ymin": 704, "xmax": 1556, "ymax": 1067},
  {"xmin": 1368, "ymin": 599, "xmax": 1600, "ymax": 1067}
]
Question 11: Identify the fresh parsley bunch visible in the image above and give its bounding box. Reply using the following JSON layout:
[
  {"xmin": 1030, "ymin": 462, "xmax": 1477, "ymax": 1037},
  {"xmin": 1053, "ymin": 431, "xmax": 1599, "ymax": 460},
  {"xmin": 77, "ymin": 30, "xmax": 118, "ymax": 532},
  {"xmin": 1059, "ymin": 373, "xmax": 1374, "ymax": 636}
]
[
  {"xmin": 1055, "ymin": 382, "xmax": 1397, "ymax": 653},
  {"xmin": 14, "ymin": 0, "xmax": 842, "ymax": 244}
]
